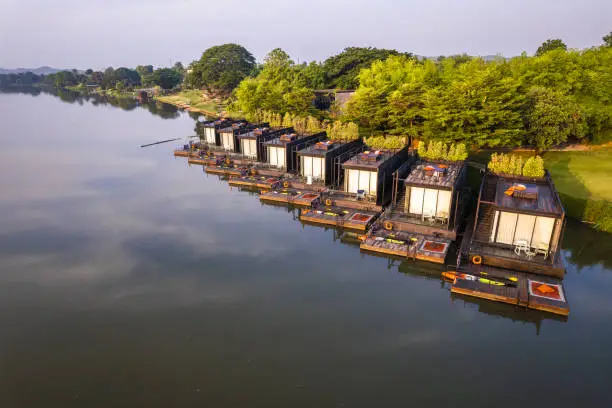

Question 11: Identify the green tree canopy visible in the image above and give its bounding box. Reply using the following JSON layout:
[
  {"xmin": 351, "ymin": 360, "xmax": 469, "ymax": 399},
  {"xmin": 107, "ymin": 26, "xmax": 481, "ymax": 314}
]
[
  {"xmin": 535, "ymin": 39, "xmax": 567, "ymax": 56},
  {"xmin": 230, "ymin": 48, "xmax": 315, "ymax": 120},
  {"xmin": 604, "ymin": 31, "xmax": 612, "ymax": 47},
  {"xmin": 188, "ymin": 44, "xmax": 256, "ymax": 95},
  {"xmin": 150, "ymin": 68, "xmax": 182, "ymax": 90},
  {"xmin": 321, "ymin": 47, "xmax": 412, "ymax": 89}
]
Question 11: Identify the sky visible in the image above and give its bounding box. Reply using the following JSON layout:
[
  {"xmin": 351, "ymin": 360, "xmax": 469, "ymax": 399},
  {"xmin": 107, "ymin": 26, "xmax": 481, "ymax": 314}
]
[{"xmin": 0, "ymin": 0, "xmax": 610, "ymax": 70}]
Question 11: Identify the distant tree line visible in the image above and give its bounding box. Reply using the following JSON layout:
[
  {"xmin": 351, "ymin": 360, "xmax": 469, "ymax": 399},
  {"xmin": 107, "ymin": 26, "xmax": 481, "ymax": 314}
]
[{"xmin": 0, "ymin": 63, "xmax": 185, "ymax": 91}]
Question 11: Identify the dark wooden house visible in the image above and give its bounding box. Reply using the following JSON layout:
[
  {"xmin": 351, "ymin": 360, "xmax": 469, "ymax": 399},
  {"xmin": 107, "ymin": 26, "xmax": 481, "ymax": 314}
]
[
  {"xmin": 464, "ymin": 171, "xmax": 566, "ymax": 278},
  {"xmin": 263, "ymin": 132, "xmax": 327, "ymax": 173},
  {"xmin": 340, "ymin": 146, "xmax": 409, "ymax": 206},
  {"xmin": 219, "ymin": 122, "xmax": 262, "ymax": 153},
  {"xmin": 236, "ymin": 127, "xmax": 292, "ymax": 162},
  {"xmin": 197, "ymin": 118, "xmax": 245, "ymax": 146},
  {"xmin": 382, "ymin": 161, "xmax": 467, "ymax": 240},
  {"xmin": 296, "ymin": 139, "xmax": 363, "ymax": 187}
]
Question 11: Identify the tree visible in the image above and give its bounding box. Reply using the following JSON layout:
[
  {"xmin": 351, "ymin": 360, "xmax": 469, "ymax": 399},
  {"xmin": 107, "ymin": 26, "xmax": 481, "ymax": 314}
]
[
  {"xmin": 188, "ymin": 44, "xmax": 256, "ymax": 95},
  {"xmin": 150, "ymin": 68, "xmax": 182, "ymax": 90},
  {"xmin": 230, "ymin": 48, "xmax": 316, "ymax": 120},
  {"xmin": 604, "ymin": 31, "xmax": 612, "ymax": 47},
  {"xmin": 535, "ymin": 39, "xmax": 567, "ymax": 56},
  {"xmin": 525, "ymin": 87, "xmax": 586, "ymax": 149},
  {"xmin": 322, "ymin": 47, "xmax": 412, "ymax": 89},
  {"xmin": 113, "ymin": 67, "xmax": 141, "ymax": 89}
]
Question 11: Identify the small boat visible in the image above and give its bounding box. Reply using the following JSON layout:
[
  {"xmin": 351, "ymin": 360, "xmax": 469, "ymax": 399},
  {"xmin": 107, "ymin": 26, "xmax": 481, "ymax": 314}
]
[{"xmin": 441, "ymin": 272, "xmax": 477, "ymax": 282}]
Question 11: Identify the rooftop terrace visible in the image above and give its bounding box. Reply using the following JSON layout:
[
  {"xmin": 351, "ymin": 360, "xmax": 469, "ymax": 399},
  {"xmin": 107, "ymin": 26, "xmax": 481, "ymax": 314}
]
[
  {"xmin": 404, "ymin": 161, "xmax": 464, "ymax": 190},
  {"xmin": 342, "ymin": 149, "xmax": 397, "ymax": 170}
]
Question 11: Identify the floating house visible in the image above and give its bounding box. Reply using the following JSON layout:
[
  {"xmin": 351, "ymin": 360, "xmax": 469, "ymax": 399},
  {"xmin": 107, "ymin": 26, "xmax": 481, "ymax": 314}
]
[
  {"xmin": 218, "ymin": 122, "xmax": 258, "ymax": 153},
  {"xmin": 359, "ymin": 159, "xmax": 466, "ymax": 264},
  {"xmin": 320, "ymin": 146, "xmax": 409, "ymax": 212},
  {"xmin": 384, "ymin": 161, "xmax": 468, "ymax": 239},
  {"xmin": 236, "ymin": 127, "xmax": 293, "ymax": 162},
  {"xmin": 448, "ymin": 170, "xmax": 569, "ymax": 317},
  {"xmin": 263, "ymin": 132, "xmax": 327, "ymax": 174},
  {"xmin": 296, "ymin": 139, "xmax": 363, "ymax": 188},
  {"xmin": 197, "ymin": 118, "xmax": 245, "ymax": 146},
  {"xmin": 465, "ymin": 171, "xmax": 566, "ymax": 278}
]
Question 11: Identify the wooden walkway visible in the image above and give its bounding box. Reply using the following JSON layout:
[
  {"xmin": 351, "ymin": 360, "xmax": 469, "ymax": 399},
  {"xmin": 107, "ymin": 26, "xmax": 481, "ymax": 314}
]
[
  {"xmin": 451, "ymin": 265, "xmax": 569, "ymax": 316},
  {"xmin": 300, "ymin": 207, "xmax": 379, "ymax": 231},
  {"xmin": 360, "ymin": 231, "xmax": 451, "ymax": 264},
  {"xmin": 228, "ymin": 175, "xmax": 281, "ymax": 190},
  {"xmin": 260, "ymin": 189, "xmax": 321, "ymax": 207}
]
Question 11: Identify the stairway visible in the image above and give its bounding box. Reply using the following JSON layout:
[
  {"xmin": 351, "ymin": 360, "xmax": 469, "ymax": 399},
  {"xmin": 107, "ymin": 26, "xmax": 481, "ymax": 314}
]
[{"xmin": 473, "ymin": 204, "xmax": 495, "ymax": 242}]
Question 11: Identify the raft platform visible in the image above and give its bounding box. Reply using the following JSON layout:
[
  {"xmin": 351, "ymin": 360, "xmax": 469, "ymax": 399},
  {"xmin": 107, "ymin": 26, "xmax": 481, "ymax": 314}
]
[
  {"xmin": 174, "ymin": 149, "xmax": 201, "ymax": 158},
  {"xmin": 187, "ymin": 157, "xmax": 218, "ymax": 166},
  {"xmin": 228, "ymin": 175, "xmax": 281, "ymax": 190},
  {"xmin": 204, "ymin": 165, "xmax": 247, "ymax": 177},
  {"xmin": 260, "ymin": 189, "xmax": 321, "ymax": 207},
  {"xmin": 450, "ymin": 264, "xmax": 569, "ymax": 316},
  {"xmin": 360, "ymin": 230, "xmax": 451, "ymax": 264},
  {"xmin": 300, "ymin": 207, "xmax": 379, "ymax": 231}
]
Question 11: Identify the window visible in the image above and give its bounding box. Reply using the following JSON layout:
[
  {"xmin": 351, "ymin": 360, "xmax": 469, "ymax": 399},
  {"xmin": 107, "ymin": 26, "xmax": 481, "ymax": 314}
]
[
  {"xmin": 346, "ymin": 169, "xmax": 376, "ymax": 195},
  {"xmin": 268, "ymin": 146, "xmax": 285, "ymax": 168},
  {"xmin": 242, "ymin": 139, "xmax": 257, "ymax": 158},
  {"xmin": 222, "ymin": 133, "xmax": 233, "ymax": 150},
  {"xmin": 492, "ymin": 211, "xmax": 556, "ymax": 247},
  {"xmin": 407, "ymin": 187, "xmax": 452, "ymax": 218},
  {"xmin": 205, "ymin": 128, "xmax": 216, "ymax": 144},
  {"xmin": 312, "ymin": 157, "xmax": 324, "ymax": 180}
]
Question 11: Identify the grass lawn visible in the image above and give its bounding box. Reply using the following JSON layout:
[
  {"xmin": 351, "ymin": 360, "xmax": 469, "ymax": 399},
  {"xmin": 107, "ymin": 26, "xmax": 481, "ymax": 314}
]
[
  {"xmin": 543, "ymin": 149, "xmax": 612, "ymax": 202},
  {"xmin": 156, "ymin": 90, "xmax": 222, "ymax": 114}
]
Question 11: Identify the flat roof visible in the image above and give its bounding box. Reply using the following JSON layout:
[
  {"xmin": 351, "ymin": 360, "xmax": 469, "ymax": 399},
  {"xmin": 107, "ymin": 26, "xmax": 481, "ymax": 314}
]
[
  {"xmin": 264, "ymin": 133, "xmax": 313, "ymax": 147},
  {"xmin": 404, "ymin": 161, "xmax": 463, "ymax": 190},
  {"xmin": 484, "ymin": 174, "xmax": 563, "ymax": 215},
  {"xmin": 342, "ymin": 149, "xmax": 397, "ymax": 170},
  {"xmin": 297, "ymin": 140, "xmax": 351, "ymax": 157}
]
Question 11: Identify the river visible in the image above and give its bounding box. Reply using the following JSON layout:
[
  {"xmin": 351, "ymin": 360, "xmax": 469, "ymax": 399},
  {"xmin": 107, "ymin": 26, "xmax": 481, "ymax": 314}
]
[{"xmin": 1, "ymin": 90, "xmax": 611, "ymax": 407}]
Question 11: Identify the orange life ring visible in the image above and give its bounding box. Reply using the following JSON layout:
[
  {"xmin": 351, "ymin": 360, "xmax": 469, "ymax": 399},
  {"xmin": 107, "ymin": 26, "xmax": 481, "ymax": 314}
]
[
  {"xmin": 250, "ymin": 168, "xmax": 257, "ymax": 176},
  {"xmin": 283, "ymin": 181, "xmax": 289, "ymax": 188},
  {"xmin": 384, "ymin": 221, "xmax": 393, "ymax": 231},
  {"xmin": 472, "ymin": 255, "xmax": 482, "ymax": 265},
  {"xmin": 325, "ymin": 198, "xmax": 332, "ymax": 206},
  {"xmin": 225, "ymin": 158, "xmax": 231, "ymax": 165}
]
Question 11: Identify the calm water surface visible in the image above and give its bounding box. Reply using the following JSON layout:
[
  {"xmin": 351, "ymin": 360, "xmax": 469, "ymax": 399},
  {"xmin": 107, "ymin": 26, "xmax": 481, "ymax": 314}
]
[{"xmin": 1, "ymin": 91, "xmax": 611, "ymax": 407}]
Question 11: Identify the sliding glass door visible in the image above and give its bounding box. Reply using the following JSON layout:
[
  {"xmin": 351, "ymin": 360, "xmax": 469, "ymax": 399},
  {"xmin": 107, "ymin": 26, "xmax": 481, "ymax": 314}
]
[{"xmin": 492, "ymin": 211, "xmax": 555, "ymax": 247}]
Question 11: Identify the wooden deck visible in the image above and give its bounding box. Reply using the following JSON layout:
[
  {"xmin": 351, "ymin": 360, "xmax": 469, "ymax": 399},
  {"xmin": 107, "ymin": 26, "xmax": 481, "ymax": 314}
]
[
  {"xmin": 451, "ymin": 264, "xmax": 569, "ymax": 316},
  {"xmin": 300, "ymin": 207, "xmax": 380, "ymax": 231},
  {"xmin": 204, "ymin": 166, "xmax": 247, "ymax": 177},
  {"xmin": 187, "ymin": 157, "xmax": 218, "ymax": 166},
  {"xmin": 228, "ymin": 175, "xmax": 281, "ymax": 189},
  {"xmin": 360, "ymin": 231, "xmax": 450, "ymax": 264},
  {"xmin": 323, "ymin": 192, "xmax": 383, "ymax": 213},
  {"xmin": 173, "ymin": 149, "xmax": 200, "ymax": 158},
  {"xmin": 259, "ymin": 189, "xmax": 321, "ymax": 207}
]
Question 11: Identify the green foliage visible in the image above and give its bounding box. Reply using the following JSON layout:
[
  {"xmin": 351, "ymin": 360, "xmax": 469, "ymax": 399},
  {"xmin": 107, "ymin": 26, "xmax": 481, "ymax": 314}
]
[
  {"xmin": 364, "ymin": 135, "xmax": 406, "ymax": 150},
  {"xmin": 604, "ymin": 32, "xmax": 612, "ymax": 47},
  {"xmin": 417, "ymin": 141, "xmax": 467, "ymax": 161},
  {"xmin": 536, "ymin": 39, "xmax": 567, "ymax": 56},
  {"xmin": 150, "ymin": 68, "xmax": 181, "ymax": 90},
  {"xmin": 292, "ymin": 116, "xmax": 307, "ymax": 134},
  {"xmin": 306, "ymin": 116, "xmax": 323, "ymax": 134},
  {"xmin": 522, "ymin": 156, "xmax": 545, "ymax": 177},
  {"xmin": 231, "ymin": 48, "xmax": 315, "ymax": 119},
  {"xmin": 345, "ymin": 46, "xmax": 612, "ymax": 147},
  {"xmin": 322, "ymin": 47, "xmax": 412, "ymax": 89},
  {"xmin": 282, "ymin": 112, "xmax": 294, "ymax": 128},
  {"xmin": 525, "ymin": 87, "xmax": 587, "ymax": 149},
  {"xmin": 187, "ymin": 44, "xmax": 256, "ymax": 95},
  {"xmin": 584, "ymin": 199, "xmax": 612, "ymax": 232},
  {"xmin": 488, "ymin": 153, "xmax": 545, "ymax": 177},
  {"xmin": 324, "ymin": 121, "xmax": 359, "ymax": 141}
]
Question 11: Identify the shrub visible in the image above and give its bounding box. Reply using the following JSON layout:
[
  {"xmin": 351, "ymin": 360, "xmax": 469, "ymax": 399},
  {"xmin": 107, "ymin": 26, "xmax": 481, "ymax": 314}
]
[
  {"xmin": 282, "ymin": 112, "xmax": 294, "ymax": 128},
  {"xmin": 522, "ymin": 156, "xmax": 545, "ymax": 177},
  {"xmin": 306, "ymin": 116, "xmax": 322, "ymax": 134},
  {"xmin": 418, "ymin": 141, "xmax": 467, "ymax": 161},
  {"xmin": 292, "ymin": 116, "xmax": 307, "ymax": 134}
]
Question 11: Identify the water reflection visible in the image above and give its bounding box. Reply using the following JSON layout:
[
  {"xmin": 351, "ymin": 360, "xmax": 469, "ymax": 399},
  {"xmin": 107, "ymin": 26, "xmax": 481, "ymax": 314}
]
[{"xmin": 1, "ymin": 89, "xmax": 612, "ymax": 408}]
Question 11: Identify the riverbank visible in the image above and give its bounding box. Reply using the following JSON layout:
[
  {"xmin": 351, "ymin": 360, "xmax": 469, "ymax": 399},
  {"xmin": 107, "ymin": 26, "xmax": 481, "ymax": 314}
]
[{"xmin": 155, "ymin": 90, "xmax": 222, "ymax": 117}]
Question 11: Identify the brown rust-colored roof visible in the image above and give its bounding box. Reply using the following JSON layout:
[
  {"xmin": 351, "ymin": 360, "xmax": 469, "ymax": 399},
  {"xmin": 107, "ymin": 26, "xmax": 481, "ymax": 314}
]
[{"xmin": 404, "ymin": 161, "xmax": 463, "ymax": 190}]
